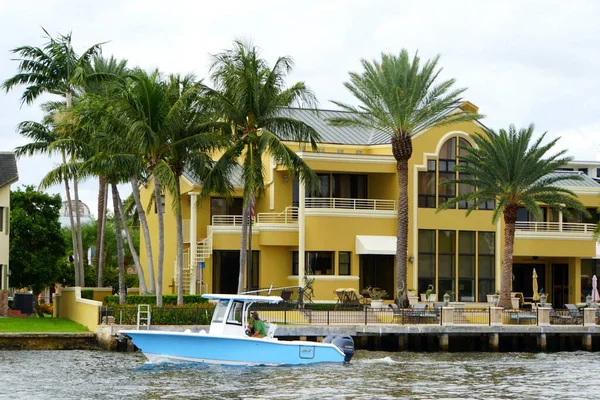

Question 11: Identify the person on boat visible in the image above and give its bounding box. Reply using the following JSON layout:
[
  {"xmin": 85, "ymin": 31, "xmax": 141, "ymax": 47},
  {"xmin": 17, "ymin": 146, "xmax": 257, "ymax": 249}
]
[{"xmin": 248, "ymin": 311, "xmax": 267, "ymax": 338}]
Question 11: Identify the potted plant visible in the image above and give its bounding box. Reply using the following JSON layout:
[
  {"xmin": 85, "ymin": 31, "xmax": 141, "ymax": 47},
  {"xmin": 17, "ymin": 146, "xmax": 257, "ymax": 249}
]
[
  {"xmin": 487, "ymin": 290, "xmax": 500, "ymax": 305},
  {"xmin": 362, "ymin": 286, "xmax": 388, "ymax": 308},
  {"xmin": 407, "ymin": 288, "xmax": 419, "ymax": 306},
  {"xmin": 420, "ymin": 284, "xmax": 436, "ymax": 302}
]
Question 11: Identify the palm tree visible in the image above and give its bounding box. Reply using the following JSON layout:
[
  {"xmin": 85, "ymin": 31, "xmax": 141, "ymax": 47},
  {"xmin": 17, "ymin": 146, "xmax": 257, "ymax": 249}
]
[
  {"xmin": 205, "ymin": 40, "xmax": 321, "ymax": 293},
  {"xmin": 438, "ymin": 124, "xmax": 588, "ymax": 309},
  {"xmin": 3, "ymin": 28, "xmax": 105, "ymax": 286},
  {"xmin": 328, "ymin": 50, "xmax": 483, "ymax": 307}
]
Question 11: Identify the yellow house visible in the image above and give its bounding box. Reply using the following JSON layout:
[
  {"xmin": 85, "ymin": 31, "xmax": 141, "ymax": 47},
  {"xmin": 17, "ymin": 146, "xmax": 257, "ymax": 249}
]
[
  {"xmin": 0, "ymin": 152, "xmax": 18, "ymax": 291},
  {"xmin": 139, "ymin": 103, "xmax": 600, "ymax": 307}
]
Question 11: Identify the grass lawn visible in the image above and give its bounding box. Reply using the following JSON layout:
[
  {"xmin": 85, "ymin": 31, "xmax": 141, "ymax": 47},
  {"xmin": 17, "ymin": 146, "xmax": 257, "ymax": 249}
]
[{"xmin": 0, "ymin": 317, "xmax": 89, "ymax": 333}]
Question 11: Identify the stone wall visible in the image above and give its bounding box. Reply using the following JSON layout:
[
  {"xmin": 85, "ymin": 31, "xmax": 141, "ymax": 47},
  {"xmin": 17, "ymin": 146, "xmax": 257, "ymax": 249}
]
[{"xmin": 0, "ymin": 291, "xmax": 8, "ymax": 317}]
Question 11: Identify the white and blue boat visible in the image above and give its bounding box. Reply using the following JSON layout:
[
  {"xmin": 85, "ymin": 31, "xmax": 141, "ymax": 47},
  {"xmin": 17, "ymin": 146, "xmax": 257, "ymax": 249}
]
[{"xmin": 120, "ymin": 294, "xmax": 354, "ymax": 366}]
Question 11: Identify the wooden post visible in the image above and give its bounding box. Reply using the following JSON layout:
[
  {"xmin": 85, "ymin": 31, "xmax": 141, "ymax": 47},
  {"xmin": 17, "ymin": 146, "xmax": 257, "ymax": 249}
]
[{"xmin": 489, "ymin": 333, "xmax": 499, "ymax": 351}]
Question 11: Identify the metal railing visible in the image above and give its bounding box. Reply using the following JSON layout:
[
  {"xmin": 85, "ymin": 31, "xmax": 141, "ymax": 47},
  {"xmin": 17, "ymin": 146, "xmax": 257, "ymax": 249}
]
[
  {"xmin": 503, "ymin": 309, "xmax": 538, "ymax": 325},
  {"xmin": 454, "ymin": 308, "xmax": 491, "ymax": 325},
  {"xmin": 515, "ymin": 221, "xmax": 595, "ymax": 233},
  {"xmin": 211, "ymin": 215, "xmax": 254, "ymax": 226},
  {"xmin": 256, "ymin": 206, "xmax": 298, "ymax": 224},
  {"xmin": 305, "ymin": 197, "xmax": 396, "ymax": 211},
  {"xmin": 550, "ymin": 309, "xmax": 583, "ymax": 325}
]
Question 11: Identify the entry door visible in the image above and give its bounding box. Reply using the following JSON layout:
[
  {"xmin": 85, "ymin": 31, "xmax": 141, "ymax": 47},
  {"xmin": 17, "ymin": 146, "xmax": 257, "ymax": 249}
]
[
  {"xmin": 359, "ymin": 255, "xmax": 394, "ymax": 299},
  {"xmin": 552, "ymin": 264, "xmax": 569, "ymax": 308}
]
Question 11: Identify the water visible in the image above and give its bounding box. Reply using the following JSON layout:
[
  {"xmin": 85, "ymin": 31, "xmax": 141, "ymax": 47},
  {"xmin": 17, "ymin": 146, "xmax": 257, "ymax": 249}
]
[{"xmin": 0, "ymin": 350, "xmax": 598, "ymax": 399}]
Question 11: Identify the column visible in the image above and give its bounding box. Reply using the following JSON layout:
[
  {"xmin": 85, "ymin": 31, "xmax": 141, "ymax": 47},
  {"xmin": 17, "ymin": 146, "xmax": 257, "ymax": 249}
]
[
  {"xmin": 189, "ymin": 192, "xmax": 199, "ymax": 295},
  {"xmin": 537, "ymin": 307, "xmax": 551, "ymax": 326},
  {"xmin": 298, "ymin": 179, "xmax": 306, "ymax": 287},
  {"xmin": 441, "ymin": 307, "xmax": 454, "ymax": 326},
  {"xmin": 439, "ymin": 334, "xmax": 449, "ymax": 351},
  {"xmin": 490, "ymin": 307, "xmax": 503, "ymax": 326},
  {"xmin": 538, "ymin": 333, "xmax": 547, "ymax": 351},
  {"xmin": 583, "ymin": 308, "xmax": 596, "ymax": 326}
]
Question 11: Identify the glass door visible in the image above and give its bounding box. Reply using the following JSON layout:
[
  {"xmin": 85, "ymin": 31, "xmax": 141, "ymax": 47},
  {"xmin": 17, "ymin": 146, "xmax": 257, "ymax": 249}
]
[{"xmin": 552, "ymin": 264, "xmax": 569, "ymax": 308}]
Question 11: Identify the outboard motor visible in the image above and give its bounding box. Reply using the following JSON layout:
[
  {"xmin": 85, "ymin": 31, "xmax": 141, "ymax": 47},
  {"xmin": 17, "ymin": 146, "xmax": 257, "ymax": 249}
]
[{"xmin": 323, "ymin": 334, "xmax": 354, "ymax": 362}]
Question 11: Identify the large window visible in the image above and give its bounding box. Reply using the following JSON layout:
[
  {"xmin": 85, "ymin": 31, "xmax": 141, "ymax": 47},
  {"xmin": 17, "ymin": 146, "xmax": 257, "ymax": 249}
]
[
  {"xmin": 418, "ymin": 161, "xmax": 436, "ymax": 208},
  {"xmin": 418, "ymin": 229, "xmax": 495, "ymax": 302},
  {"xmin": 438, "ymin": 230, "xmax": 456, "ymax": 299},
  {"xmin": 339, "ymin": 251, "xmax": 351, "ymax": 275},
  {"xmin": 581, "ymin": 259, "xmax": 600, "ymax": 302},
  {"xmin": 438, "ymin": 138, "xmax": 457, "ymax": 207},
  {"xmin": 292, "ymin": 251, "xmax": 335, "ymax": 275},
  {"xmin": 210, "ymin": 197, "xmax": 244, "ymax": 222},
  {"xmin": 478, "ymin": 232, "xmax": 495, "ymax": 302},
  {"xmin": 417, "ymin": 230, "xmax": 436, "ymax": 295},
  {"xmin": 458, "ymin": 231, "xmax": 475, "ymax": 301},
  {"xmin": 154, "ymin": 194, "xmax": 165, "ymax": 214},
  {"xmin": 293, "ymin": 173, "xmax": 368, "ymax": 206}
]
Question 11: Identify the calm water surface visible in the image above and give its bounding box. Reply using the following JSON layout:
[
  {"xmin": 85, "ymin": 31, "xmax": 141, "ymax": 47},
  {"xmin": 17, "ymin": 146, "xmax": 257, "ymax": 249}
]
[{"xmin": 0, "ymin": 350, "xmax": 598, "ymax": 399}]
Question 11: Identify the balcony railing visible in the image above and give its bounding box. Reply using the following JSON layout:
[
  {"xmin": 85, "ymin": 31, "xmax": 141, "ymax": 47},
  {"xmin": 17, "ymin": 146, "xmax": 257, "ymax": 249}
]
[
  {"xmin": 256, "ymin": 206, "xmax": 298, "ymax": 224},
  {"xmin": 515, "ymin": 221, "xmax": 596, "ymax": 233},
  {"xmin": 305, "ymin": 197, "xmax": 396, "ymax": 211},
  {"xmin": 211, "ymin": 215, "xmax": 254, "ymax": 226}
]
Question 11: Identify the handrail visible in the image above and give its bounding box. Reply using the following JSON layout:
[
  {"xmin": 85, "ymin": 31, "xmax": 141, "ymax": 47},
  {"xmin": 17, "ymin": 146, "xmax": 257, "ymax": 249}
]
[
  {"xmin": 256, "ymin": 206, "xmax": 298, "ymax": 224},
  {"xmin": 305, "ymin": 197, "xmax": 395, "ymax": 211},
  {"xmin": 211, "ymin": 215, "xmax": 254, "ymax": 226},
  {"xmin": 515, "ymin": 221, "xmax": 595, "ymax": 233}
]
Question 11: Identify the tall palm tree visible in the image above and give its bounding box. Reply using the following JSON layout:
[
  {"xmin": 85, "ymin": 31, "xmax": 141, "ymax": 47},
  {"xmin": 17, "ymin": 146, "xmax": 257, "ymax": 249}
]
[
  {"xmin": 328, "ymin": 50, "xmax": 483, "ymax": 307},
  {"xmin": 438, "ymin": 124, "xmax": 588, "ymax": 309},
  {"xmin": 205, "ymin": 40, "xmax": 321, "ymax": 294},
  {"xmin": 3, "ymin": 28, "xmax": 105, "ymax": 286}
]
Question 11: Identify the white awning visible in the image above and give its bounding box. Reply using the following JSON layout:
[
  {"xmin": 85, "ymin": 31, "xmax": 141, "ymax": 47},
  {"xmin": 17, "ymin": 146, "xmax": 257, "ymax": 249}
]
[{"xmin": 355, "ymin": 235, "xmax": 396, "ymax": 255}]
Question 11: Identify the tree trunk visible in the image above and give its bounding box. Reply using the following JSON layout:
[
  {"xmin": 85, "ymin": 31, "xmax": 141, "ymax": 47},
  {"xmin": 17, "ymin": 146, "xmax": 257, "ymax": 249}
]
[
  {"xmin": 73, "ymin": 172, "xmax": 86, "ymax": 287},
  {"xmin": 112, "ymin": 183, "xmax": 126, "ymax": 305},
  {"xmin": 153, "ymin": 171, "xmax": 165, "ymax": 306},
  {"xmin": 247, "ymin": 194, "xmax": 255, "ymax": 291},
  {"xmin": 117, "ymin": 189, "xmax": 147, "ymax": 295},
  {"xmin": 63, "ymin": 89, "xmax": 81, "ymax": 287},
  {"xmin": 61, "ymin": 150, "xmax": 80, "ymax": 286},
  {"xmin": 392, "ymin": 135, "xmax": 412, "ymax": 308},
  {"xmin": 175, "ymin": 178, "xmax": 184, "ymax": 306},
  {"xmin": 96, "ymin": 176, "xmax": 107, "ymax": 286},
  {"xmin": 131, "ymin": 176, "xmax": 156, "ymax": 294},
  {"xmin": 238, "ymin": 200, "xmax": 250, "ymax": 294},
  {"xmin": 500, "ymin": 205, "xmax": 518, "ymax": 309}
]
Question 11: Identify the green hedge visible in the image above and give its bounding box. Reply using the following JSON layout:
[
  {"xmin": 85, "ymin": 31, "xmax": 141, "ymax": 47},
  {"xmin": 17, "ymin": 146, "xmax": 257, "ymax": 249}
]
[
  {"xmin": 81, "ymin": 290, "xmax": 94, "ymax": 300},
  {"xmin": 103, "ymin": 304, "xmax": 215, "ymax": 325},
  {"xmin": 104, "ymin": 294, "xmax": 208, "ymax": 306}
]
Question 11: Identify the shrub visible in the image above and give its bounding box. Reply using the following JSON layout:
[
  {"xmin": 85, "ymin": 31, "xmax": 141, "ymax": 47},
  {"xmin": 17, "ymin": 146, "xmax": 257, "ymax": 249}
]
[
  {"xmin": 103, "ymin": 303, "xmax": 215, "ymax": 325},
  {"xmin": 81, "ymin": 290, "xmax": 94, "ymax": 300},
  {"xmin": 104, "ymin": 294, "xmax": 208, "ymax": 306},
  {"xmin": 38, "ymin": 302, "xmax": 53, "ymax": 315}
]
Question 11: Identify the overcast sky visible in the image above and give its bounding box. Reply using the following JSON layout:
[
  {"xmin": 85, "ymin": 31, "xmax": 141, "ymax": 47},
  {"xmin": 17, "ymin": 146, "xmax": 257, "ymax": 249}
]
[{"xmin": 2, "ymin": 0, "xmax": 600, "ymax": 217}]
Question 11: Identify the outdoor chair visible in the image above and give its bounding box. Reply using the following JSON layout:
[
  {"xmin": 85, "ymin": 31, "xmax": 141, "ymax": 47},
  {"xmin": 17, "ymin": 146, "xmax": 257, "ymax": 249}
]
[
  {"xmin": 565, "ymin": 304, "xmax": 583, "ymax": 318},
  {"xmin": 280, "ymin": 290, "xmax": 292, "ymax": 302},
  {"xmin": 388, "ymin": 303, "xmax": 401, "ymax": 322}
]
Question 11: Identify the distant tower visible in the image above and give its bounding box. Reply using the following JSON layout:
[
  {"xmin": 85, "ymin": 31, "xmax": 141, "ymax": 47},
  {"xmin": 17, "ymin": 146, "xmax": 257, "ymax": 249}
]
[{"xmin": 59, "ymin": 200, "xmax": 94, "ymax": 228}]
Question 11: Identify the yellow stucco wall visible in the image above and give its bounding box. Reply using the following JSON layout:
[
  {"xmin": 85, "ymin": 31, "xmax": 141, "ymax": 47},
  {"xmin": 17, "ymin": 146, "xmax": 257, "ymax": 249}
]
[
  {"xmin": 53, "ymin": 287, "xmax": 101, "ymax": 331},
  {"xmin": 0, "ymin": 185, "xmax": 10, "ymax": 267}
]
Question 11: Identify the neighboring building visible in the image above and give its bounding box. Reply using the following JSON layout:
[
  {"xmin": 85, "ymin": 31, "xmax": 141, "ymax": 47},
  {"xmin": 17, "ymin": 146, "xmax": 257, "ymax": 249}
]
[
  {"xmin": 139, "ymin": 103, "xmax": 600, "ymax": 307},
  {"xmin": 0, "ymin": 152, "xmax": 19, "ymax": 291},
  {"xmin": 59, "ymin": 200, "xmax": 94, "ymax": 228}
]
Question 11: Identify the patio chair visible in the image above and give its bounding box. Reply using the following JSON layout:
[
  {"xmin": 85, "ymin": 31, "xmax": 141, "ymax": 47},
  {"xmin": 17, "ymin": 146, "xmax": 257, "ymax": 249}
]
[
  {"xmin": 388, "ymin": 303, "xmax": 401, "ymax": 322},
  {"xmin": 565, "ymin": 304, "xmax": 582, "ymax": 318}
]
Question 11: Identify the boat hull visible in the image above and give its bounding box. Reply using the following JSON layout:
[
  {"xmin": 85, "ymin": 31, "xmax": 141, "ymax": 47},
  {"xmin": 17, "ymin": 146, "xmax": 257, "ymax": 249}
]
[{"xmin": 120, "ymin": 330, "xmax": 346, "ymax": 366}]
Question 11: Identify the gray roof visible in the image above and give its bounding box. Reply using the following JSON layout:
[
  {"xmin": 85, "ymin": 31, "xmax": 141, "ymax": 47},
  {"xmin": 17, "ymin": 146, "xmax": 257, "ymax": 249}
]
[
  {"xmin": 0, "ymin": 152, "xmax": 18, "ymax": 187},
  {"xmin": 547, "ymin": 171, "xmax": 600, "ymax": 188},
  {"xmin": 277, "ymin": 108, "xmax": 391, "ymax": 145},
  {"xmin": 183, "ymin": 162, "xmax": 244, "ymax": 188}
]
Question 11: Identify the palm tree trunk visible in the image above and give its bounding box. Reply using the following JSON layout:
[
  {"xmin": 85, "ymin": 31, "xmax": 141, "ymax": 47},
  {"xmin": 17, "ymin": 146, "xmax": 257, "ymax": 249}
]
[
  {"xmin": 392, "ymin": 135, "xmax": 412, "ymax": 308},
  {"xmin": 96, "ymin": 177, "xmax": 108, "ymax": 287},
  {"xmin": 112, "ymin": 183, "xmax": 126, "ymax": 304},
  {"xmin": 63, "ymin": 89, "xmax": 81, "ymax": 286},
  {"xmin": 500, "ymin": 206, "xmax": 518, "ymax": 309},
  {"xmin": 117, "ymin": 190, "xmax": 148, "ymax": 295},
  {"xmin": 153, "ymin": 171, "xmax": 165, "ymax": 306},
  {"xmin": 96, "ymin": 176, "xmax": 107, "ymax": 286},
  {"xmin": 238, "ymin": 201, "xmax": 250, "ymax": 294},
  {"xmin": 131, "ymin": 176, "xmax": 156, "ymax": 294},
  {"xmin": 73, "ymin": 172, "xmax": 86, "ymax": 287},
  {"xmin": 62, "ymin": 150, "xmax": 80, "ymax": 286},
  {"xmin": 175, "ymin": 178, "xmax": 184, "ymax": 306}
]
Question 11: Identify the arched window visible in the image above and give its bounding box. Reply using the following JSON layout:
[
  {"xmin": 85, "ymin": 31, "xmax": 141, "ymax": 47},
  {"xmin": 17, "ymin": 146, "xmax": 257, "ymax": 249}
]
[{"xmin": 418, "ymin": 136, "xmax": 475, "ymax": 209}]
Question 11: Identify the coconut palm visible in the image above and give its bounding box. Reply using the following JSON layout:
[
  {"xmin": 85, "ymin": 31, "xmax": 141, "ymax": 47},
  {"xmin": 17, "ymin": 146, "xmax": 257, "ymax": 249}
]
[
  {"xmin": 205, "ymin": 40, "xmax": 321, "ymax": 293},
  {"xmin": 3, "ymin": 28, "xmax": 105, "ymax": 286},
  {"xmin": 328, "ymin": 50, "xmax": 483, "ymax": 307},
  {"xmin": 438, "ymin": 124, "xmax": 587, "ymax": 309}
]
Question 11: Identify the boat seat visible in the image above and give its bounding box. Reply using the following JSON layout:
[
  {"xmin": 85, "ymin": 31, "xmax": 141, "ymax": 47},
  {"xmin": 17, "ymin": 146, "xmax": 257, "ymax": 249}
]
[{"xmin": 265, "ymin": 322, "xmax": 278, "ymax": 338}]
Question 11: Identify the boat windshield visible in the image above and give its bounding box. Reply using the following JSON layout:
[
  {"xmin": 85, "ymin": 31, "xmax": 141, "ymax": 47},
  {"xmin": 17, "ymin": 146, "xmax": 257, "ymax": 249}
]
[
  {"xmin": 226, "ymin": 301, "xmax": 244, "ymax": 326},
  {"xmin": 212, "ymin": 299, "xmax": 230, "ymax": 323}
]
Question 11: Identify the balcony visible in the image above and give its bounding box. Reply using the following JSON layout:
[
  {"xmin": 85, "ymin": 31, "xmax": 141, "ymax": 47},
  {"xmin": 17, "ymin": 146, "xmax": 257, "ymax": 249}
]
[
  {"xmin": 515, "ymin": 221, "xmax": 595, "ymax": 240},
  {"xmin": 304, "ymin": 197, "xmax": 396, "ymax": 218}
]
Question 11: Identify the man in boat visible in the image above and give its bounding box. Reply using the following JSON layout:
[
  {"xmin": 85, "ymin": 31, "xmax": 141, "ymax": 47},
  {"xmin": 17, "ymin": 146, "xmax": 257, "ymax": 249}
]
[{"xmin": 248, "ymin": 311, "xmax": 267, "ymax": 338}]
